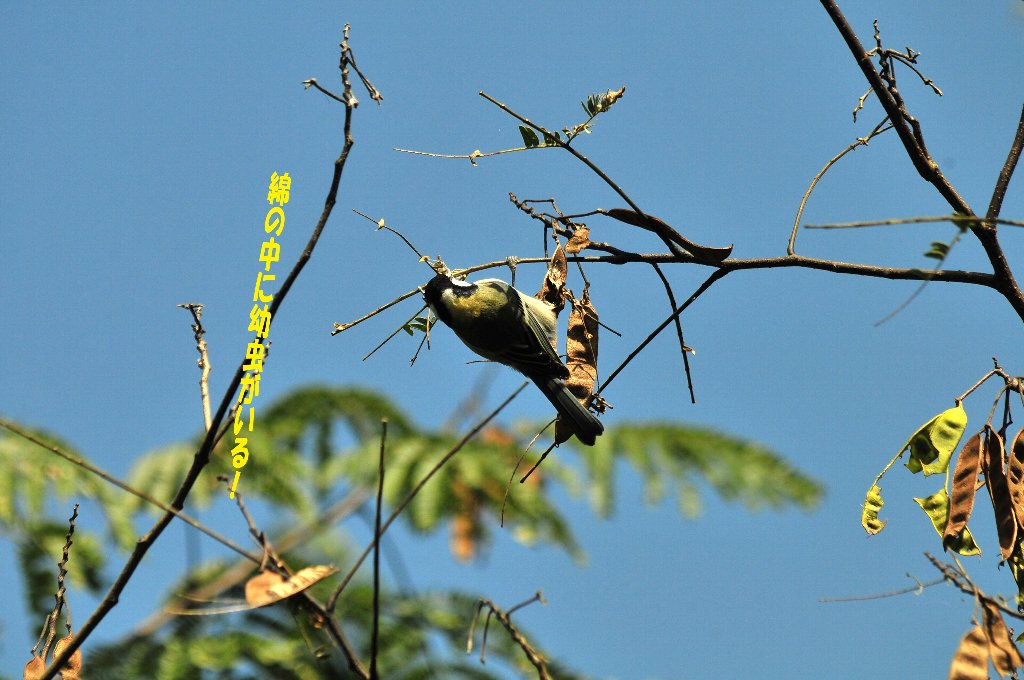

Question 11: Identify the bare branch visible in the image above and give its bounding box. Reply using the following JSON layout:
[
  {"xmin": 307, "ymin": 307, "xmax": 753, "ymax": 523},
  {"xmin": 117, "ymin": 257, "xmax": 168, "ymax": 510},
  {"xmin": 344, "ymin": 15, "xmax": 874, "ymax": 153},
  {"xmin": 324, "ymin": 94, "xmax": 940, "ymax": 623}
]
[
  {"xmin": 807, "ymin": 215, "xmax": 1024, "ymax": 230},
  {"xmin": 650, "ymin": 263, "xmax": 696, "ymax": 403},
  {"xmin": 369, "ymin": 420, "xmax": 387, "ymax": 680},
  {"xmin": 177, "ymin": 303, "xmax": 213, "ymax": 431},
  {"xmin": 987, "ymin": 103, "xmax": 1024, "ymax": 222}
]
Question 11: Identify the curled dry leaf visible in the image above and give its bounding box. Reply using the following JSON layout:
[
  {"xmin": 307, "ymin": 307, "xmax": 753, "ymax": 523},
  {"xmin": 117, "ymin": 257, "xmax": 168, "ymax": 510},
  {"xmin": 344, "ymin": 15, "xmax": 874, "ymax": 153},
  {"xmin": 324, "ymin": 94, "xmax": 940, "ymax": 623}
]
[
  {"xmin": 535, "ymin": 243, "xmax": 567, "ymax": 315},
  {"xmin": 555, "ymin": 285, "xmax": 600, "ymax": 444},
  {"xmin": 565, "ymin": 225, "xmax": 592, "ymax": 254},
  {"xmin": 244, "ymin": 565, "xmax": 339, "ymax": 608},
  {"xmin": 564, "ymin": 285, "xmax": 599, "ymax": 400},
  {"xmin": 984, "ymin": 425, "xmax": 1018, "ymax": 560},
  {"xmin": 944, "ymin": 432, "xmax": 983, "ymax": 548},
  {"xmin": 1006, "ymin": 428, "xmax": 1024, "ymax": 531},
  {"xmin": 983, "ymin": 601, "xmax": 1024, "ymax": 675},
  {"xmin": 862, "ymin": 483, "xmax": 886, "ymax": 535},
  {"xmin": 603, "ymin": 208, "xmax": 733, "ymax": 263},
  {"xmin": 948, "ymin": 626, "xmax": 991, "ymax": 680}
]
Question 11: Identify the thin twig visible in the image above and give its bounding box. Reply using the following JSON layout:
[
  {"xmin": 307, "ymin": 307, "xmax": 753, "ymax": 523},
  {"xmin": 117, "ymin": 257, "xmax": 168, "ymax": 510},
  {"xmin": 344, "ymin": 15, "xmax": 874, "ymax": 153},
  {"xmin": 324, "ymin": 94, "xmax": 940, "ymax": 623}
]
[
  {"xmin": 327, "ymin": 382, "xmax": 529, "ymax": 610},
  {"xmin": 395, "ymin": 146, "xmax": 536, "ymax": 163},
  {"xmin": 332, "ymin": 289, "xmax": 423, "ymax": 335},
  {"xmin": 819, "ymin": 575, "xmax": 943, "ymax": 602},
  {"xmin": 650, "ymin": 263, "xmax": 696, "ymax": 403},
  {"xmin": 178, "ymin": 303, "xmax": 212, "ymax": 431},
  {"xmin": 468, "ymin": 595, "xmax": 551, "ymax": 680},
  {"xmin": 370, "ymin": 420, "xmax": 387, "ymax": 680},
  {"xmin": 34, "ymin": 505, "xmax": 79, "ymax": 661},
  {"xmin": 352, "ymin": 209, "xmax": 430, "ymax": 263},
  {"xmin": 362, "ymin": 305, "xmax": 429, "ymax": 362},
  {"xmin": 790, "ymin": 120, "xmax": 893, "ymax": 255},
  {"xmin": 519, "ymin": 440, "xmax": 557, "ymax": 484},
  {"xmin": 806, "ymin": 215, "xmax": 1024, "ymax": 230},
  {"xmin": 598, "ymin": 269, "xmax": 727, "ymax": 396},
  {"xmin": 925, "ymin": 552, "xmax": 1024, "ymax": 621}
]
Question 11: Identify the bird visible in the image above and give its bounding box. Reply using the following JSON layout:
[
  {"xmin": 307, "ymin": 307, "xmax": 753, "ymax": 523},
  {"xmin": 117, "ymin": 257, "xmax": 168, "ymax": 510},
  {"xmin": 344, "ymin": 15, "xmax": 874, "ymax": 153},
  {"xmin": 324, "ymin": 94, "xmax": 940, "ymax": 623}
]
[{"xmin": 422, "ymin": 273, "xmax": 604, "ymax": 446}]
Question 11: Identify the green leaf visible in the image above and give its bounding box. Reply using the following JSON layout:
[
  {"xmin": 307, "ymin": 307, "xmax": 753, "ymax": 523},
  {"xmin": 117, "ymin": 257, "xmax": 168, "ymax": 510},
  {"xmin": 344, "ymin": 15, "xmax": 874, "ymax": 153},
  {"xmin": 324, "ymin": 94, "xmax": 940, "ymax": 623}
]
[
  {"xmin": 904, "ymin": 404, "xmax": 967, "ymax": 476},
  {"xmin": 518, "ymin": 125, "xmax": 540, "ymax": 149},
  {"xmin": 541, "ymin": 130, "xmax": 561, "ymax": 146},
  {"xmin": 862, "ymin": 484, "xmax": 886, "ymax": 535},
  {"xmin": 923, "ymin": 241, "xmax": 950, "ymax": 260}
]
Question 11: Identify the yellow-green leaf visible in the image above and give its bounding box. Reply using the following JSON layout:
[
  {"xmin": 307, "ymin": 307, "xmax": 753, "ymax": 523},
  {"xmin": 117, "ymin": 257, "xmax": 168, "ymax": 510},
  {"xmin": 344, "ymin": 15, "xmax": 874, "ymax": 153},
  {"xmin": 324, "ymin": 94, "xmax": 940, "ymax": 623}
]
[
  {"xmin": 913, "ymin": 487, "xmax": 981, "ymax": 556},
  {"xmin": 905, "ymin": 405, "xmax": 968, "ymax": 476},
  {"xmin": 862, "ymin": 484, "xmax": 887, "ymax": 535}
]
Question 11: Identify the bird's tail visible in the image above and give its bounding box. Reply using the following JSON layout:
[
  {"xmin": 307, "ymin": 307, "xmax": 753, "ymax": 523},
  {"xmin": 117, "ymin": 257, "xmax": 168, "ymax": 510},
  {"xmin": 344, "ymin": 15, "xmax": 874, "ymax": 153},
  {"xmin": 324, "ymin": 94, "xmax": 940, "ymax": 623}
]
[{"xmin": 532, "ymin": 376, "xmax": 604, "ymax": 446}]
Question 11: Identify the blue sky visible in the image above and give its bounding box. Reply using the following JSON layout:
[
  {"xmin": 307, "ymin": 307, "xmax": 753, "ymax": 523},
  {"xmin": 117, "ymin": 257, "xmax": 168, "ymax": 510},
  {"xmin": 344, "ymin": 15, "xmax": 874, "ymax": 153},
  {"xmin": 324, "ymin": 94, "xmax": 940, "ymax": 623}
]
[{"xmin": 2, "ymin": 3, "xmax": 1023, "ymax": 678}]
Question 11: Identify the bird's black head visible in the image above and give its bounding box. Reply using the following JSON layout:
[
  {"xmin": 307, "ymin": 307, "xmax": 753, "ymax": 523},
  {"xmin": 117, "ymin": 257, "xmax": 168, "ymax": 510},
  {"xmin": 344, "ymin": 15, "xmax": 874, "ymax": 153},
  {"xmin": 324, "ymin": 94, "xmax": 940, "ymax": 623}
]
[
  {"xmin": 422, "ymin": 273, "xmax": 473, "ymax": 325},
  {"xmin": 422, "ymin": 274, "xmax": 451, "ymax": 308},
  {"xmin": 421, "ymin": 274, "xmax": 450, "ymax": 303}
]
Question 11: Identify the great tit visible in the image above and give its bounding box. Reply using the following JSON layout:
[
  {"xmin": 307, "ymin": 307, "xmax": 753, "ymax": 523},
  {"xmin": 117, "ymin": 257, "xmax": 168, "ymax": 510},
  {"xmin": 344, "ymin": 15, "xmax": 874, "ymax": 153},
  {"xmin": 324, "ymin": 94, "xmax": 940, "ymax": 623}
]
[{"xmin": 423, "ymin": 273, "xmax": 604, "ymax": 446}]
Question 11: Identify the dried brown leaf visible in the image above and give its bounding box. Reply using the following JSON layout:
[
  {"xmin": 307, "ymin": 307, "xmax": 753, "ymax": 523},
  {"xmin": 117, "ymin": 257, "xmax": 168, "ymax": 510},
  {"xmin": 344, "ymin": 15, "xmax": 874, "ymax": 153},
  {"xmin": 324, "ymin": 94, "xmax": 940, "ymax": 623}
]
[
  {"xmin": 984, "ymin": 425, "xmax": 1018, "ymax": 560},
  {"xmin": 535, "ymin": 243, "xmax": 567, "ymax": 314},
  {"xmin": 983, "ymin": 601, "xmax": 1024, "ymax": 675},
  {"xmin": 944, "ymin": 432, "xmax": 983, "ymax": 547},
  {"xmin": 23, "ymin": 656, "xmax": 45, "ymax": 680},
  {"xmin": 555, "ymin": 285, "xmax": 600, "ymax": 443},
  {"xmin": 52, "ymin": 635, "xmax": 83, "ymax": 674},
  {"xmin": 948, "ymin": 626, "xmax": 990, "ymax": 680},
  {"xmin": 565, "ymin": 285, "xmax": 599, "ymax": 400},
  {"xmin": 565, "ymin": 225, "xmax": 591, "ymax": 254},
  {"xmin": 245, "ymin": 565, "xmax": 338, "ymax": 608}
]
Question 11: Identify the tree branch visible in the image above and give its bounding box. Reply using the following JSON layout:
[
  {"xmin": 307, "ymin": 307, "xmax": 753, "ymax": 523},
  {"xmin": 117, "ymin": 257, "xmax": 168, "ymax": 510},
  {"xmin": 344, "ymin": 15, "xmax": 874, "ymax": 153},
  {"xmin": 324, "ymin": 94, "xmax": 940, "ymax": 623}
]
[
  {"xmin": 818, "ymin": 1, "xmax": 970, "ymax": 213},
  {"xmin": 819, "ymin": 0, "xmax": 1024, "ymax": 323},
  {"xmin": 40, "ymin": 27, "xmax": 373, "ymax": 680}
]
